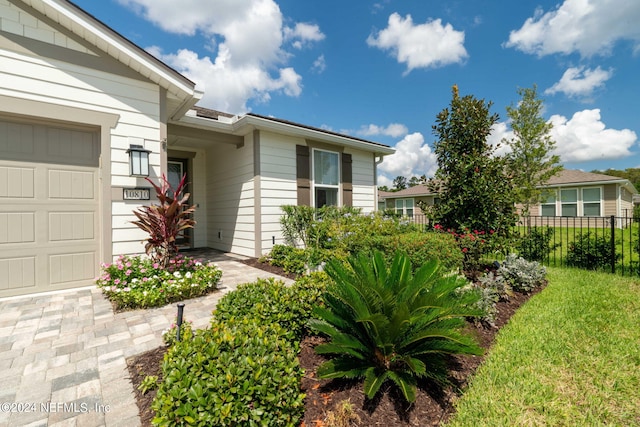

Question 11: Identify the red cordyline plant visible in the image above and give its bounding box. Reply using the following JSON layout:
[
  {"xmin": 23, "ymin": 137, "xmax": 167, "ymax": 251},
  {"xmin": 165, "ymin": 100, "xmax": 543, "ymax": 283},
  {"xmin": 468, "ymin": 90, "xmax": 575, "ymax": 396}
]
[{"xmin": 131, "ymin": 174, "xmax": 196, "ymax": 268}]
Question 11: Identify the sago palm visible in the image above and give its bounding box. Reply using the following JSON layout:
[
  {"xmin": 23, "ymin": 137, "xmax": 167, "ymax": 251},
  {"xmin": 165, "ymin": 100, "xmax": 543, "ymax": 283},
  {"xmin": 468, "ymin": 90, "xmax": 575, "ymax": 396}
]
[{"xmin": 309, "ymin": 251, "xmax": 482, "ymax": 403}]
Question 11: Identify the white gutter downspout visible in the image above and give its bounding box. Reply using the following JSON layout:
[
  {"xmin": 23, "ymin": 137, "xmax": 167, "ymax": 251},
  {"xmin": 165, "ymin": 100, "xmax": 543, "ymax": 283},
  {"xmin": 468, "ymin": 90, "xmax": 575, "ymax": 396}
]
[{"xmin": 375, "ymin": 155, "xmax": 385, "ymax": 211}]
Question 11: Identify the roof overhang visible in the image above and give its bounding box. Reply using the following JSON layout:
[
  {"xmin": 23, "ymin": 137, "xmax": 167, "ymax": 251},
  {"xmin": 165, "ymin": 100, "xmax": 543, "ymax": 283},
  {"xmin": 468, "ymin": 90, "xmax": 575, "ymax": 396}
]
[
  {"xmin": 540, "ymin": 179, "xmax": 638, "ymax": 194},
  {"xmin": 19, "ymin": 0, "xmax": 202, "ymax": 117},
  {"xmin": 174, "ymin": 111, "xmax": 396, "ymax": 156}
]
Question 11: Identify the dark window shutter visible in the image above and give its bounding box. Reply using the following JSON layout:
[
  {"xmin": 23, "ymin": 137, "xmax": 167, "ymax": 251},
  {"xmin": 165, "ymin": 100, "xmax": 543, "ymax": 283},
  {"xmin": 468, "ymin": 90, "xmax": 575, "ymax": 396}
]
[
  {"xmin": 296, "ymin": 145, "xmax": 311, "ymax": 206},
  {"xmin": 342, "ymin": 153, "xmax": 352, "ymax": 207}
]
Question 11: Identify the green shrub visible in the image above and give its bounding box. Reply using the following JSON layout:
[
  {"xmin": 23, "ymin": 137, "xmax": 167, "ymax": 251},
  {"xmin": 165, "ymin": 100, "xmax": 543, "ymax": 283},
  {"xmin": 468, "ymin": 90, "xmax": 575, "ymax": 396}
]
[
  {"xmin": 566, "ymin": 232, "xmax": 620, "ymax": 271},
  {"xmin": 310, "ymin": 251, "xmax": 482, "ymax": 403},
  {"xmin": 373, "ymin": 231, "xmax": 463, "ymax": 272},
  {"xmin": 152, "ymin": 318, "xmax": 304, "ymax": 426},
  {"xmin": 267, "ymin": 245, "xmax": 307, "ymax": 275},
  {"xmin": 96, "ymin": 254, "xmax": 222, "ymax": 310},
  {"xmin": 162, "ymin": 319, "xmax": 194, "ymax": 347},
  {"xmin": 516, "ymin": 227, "xmax": 559, "ymax": 262},
  {"xmin": 213, "ymin": 275, "xmax": 328, "ymax": 344},
  {"xmin": 498, "ymin": 254, "xmax": 546, "ymax": 292}
]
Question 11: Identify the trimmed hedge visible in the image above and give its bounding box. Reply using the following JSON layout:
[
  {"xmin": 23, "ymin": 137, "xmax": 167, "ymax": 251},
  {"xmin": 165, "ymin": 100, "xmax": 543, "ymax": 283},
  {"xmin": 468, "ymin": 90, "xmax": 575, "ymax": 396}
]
[
  {"xmin": 152, "ymin": 319, "xmax": 304, "ymax": 426},
  {"xmin": 151, "ymin": 273, "xmax": 330, "ymax": 426},
  {"xmin": 373, "ymin": 231, "xmax": 464, "ymax": 272}
]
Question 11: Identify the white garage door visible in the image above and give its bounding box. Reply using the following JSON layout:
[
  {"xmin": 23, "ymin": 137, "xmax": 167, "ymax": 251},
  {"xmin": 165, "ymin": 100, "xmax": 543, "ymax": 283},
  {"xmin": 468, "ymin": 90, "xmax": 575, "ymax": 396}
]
[{"xmin": 0, "ymin": 118, "xmax": 100, "ymax": 297}]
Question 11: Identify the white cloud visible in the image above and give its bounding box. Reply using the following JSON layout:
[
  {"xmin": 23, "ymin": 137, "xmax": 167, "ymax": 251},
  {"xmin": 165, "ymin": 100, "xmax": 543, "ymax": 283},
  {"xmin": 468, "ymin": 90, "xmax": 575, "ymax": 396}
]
[
  {"xmin": 311, "ymin": 55, "xmax": 326, "ymax": 73},
  {"xmin": 549, "ymin": 109, "xmax": 637, "ymax": 162},
  {"xmin": 118, "ymin": 0, "xmax": 322, "ymax": 113},
  {"xmin": 367, "ymin": 13, "xmax": 468, "ymax": 74},
  {"xmin": 357, "ymin": 123, "xmax": 408, "ymax": 138},
  {"xmin": 505, "ymin": 0, "xmax": 640, "ymax": 57},
  {"xmin": 378, "ymin": 132, "xmax": 438, "ymax": 179},
  {"xmin": 545, "ymin": 66, "xmax": 613, "ymax": 98},
  {"xmin": 284, "ymin": 22, "xmax": 325, "ymax": 49},
  {"xmin": 487, "ymin": 122, "xmax": 513, "ymax": 157}
]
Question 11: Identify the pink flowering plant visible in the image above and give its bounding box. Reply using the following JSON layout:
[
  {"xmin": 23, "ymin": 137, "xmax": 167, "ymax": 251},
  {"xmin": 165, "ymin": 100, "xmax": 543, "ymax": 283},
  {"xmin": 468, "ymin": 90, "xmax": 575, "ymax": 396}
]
[
  {"xmin": 433, "ymin": 224, "xmax": 495, "ymax": 271},
  {"xmin": 96, "ymin": 253, "xmax": 222, "ymax": 310}
]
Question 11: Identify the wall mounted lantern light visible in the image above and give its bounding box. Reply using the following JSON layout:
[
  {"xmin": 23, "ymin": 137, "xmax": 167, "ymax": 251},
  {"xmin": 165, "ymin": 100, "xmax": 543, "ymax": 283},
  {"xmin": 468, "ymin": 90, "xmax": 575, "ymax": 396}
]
[{"xmin": 126, "ymin": 144, "xmax": 151, "ymax": 177}]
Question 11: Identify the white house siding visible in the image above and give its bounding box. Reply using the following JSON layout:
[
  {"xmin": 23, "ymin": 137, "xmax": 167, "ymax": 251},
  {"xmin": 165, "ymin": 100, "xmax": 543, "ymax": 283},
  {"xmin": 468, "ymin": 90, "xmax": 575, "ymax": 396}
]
[
  {"xmin": 349, "ymin": 149, "xmax": 376, "ymax": 213},
  {"xmin": 258, "ymin": 131, "xmax": 298, "ymax": 255},
  {"xmin": 205, "ymin": 136, "xmax": 255, "ymax": 257},
  {"xmin": 0, "ymin": 9, "xmax": 164, "ymax": 260}
]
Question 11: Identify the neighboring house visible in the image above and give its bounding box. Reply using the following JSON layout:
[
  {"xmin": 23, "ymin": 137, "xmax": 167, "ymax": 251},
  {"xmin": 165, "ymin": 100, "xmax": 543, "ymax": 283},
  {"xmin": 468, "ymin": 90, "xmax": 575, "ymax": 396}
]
[
  {"xmin": 529, "ymin": 169, "xmax": 637, "ymax": 219},
  {"xmin": 378, "ymin": 184, "xmax": 438, "ymax": 217},
  {"xmin": 378, "ymin": 169, "xmax": 637, "ymax": 221},
  {"xmin": 0, "ymin": 0, "xmax": 393, "ymax": 297}
]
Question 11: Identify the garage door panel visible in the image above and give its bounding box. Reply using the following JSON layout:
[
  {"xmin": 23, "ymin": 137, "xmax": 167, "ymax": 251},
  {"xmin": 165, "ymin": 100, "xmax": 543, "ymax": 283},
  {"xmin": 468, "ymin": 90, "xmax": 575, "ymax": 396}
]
[
  {"xmin": 48, "ymin": 169, "xmax": 95, "ymax": 199},
  {"xmin": 0, "ymin": 256, "xmax": 36, "ymax": 290},
  {"xmin": 0, "ymin": 166, "xmax": 35, "ymax": 198},
  {"xmin": 50, "ymin": 252, "xmax": 95, "ymax": 285},
  {"xmin": 0, "ymin": 212, "xmax": 35, "ymax": 244},
  {"xmin": 49, "ymin": 212, "xmax": 95, "ymax": 241}
]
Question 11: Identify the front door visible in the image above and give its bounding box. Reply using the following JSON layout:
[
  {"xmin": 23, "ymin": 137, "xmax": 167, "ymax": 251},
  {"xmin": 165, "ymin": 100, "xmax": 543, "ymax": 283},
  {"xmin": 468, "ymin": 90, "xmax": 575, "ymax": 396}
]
[{"xmin": 167, "ymin": 159, "xmax": 191, "ymax": 248}]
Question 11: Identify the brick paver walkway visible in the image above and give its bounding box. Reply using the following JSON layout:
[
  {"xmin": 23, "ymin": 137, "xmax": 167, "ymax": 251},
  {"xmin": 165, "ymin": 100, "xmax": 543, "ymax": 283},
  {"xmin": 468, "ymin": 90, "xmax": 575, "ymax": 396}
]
[{"xmin": 0, "ymin": 250, "xmax": 293, "ymax": 427}]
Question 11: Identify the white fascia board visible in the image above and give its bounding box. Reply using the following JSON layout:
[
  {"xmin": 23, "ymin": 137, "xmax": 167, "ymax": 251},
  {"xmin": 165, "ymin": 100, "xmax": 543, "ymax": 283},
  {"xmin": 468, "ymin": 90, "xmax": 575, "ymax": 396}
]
[
  {"xmin": 33, "ymin": 0, "xmax": 197, "ymax": 100},
  {"xmin": 234, "ymin": 115, "xmax": 395, "ymax": 156},
  {"xmin": 539, "ymin": 179, "xmax": 631, "ymax": 189}
]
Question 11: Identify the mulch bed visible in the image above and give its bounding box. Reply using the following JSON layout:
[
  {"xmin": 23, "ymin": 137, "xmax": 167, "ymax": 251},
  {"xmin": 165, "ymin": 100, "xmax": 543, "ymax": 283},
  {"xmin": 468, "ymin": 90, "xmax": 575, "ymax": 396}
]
[{"xmin": 126, "ymin": 259, "xmax": 543, "ymax": 426}]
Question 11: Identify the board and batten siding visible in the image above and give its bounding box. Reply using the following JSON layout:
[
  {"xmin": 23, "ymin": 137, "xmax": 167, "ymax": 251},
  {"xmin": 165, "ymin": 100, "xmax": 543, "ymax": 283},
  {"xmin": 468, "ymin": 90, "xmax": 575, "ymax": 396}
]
[
  {"xmin": 0, "ymin": 6, "xmax": 165, "ymax": 259},
  {"xmin": 205, "ymin": 135, "xmax": 255, "ymax": 257}
]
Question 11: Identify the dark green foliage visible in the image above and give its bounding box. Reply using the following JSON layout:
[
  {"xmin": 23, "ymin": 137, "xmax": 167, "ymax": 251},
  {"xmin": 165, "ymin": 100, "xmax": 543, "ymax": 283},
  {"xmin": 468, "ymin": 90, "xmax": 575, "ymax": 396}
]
[
  {"xmin": 516, "ymin": 227, "xmax": 559, "ymax": 262},
  {"xmin": 373, "ymin": 231, "xmax": 464, "ymax": 272},
  {"xmin": 152, "ymin": 319, "xmax": 305, "ymax": 426},
  {"xmin": 431, "ymin": 85, "xmax": 517, "ymax": 236},
  {"xmin": 310, "ymin": 251, "xmax": 482, "ymax": 403},
  {"xmin": 566, "ymin": 232, "xmax": 620, "ymax": 271},
  {"xmin": 152, "ymin": 274, "xmax": 330, "ymax": 426},
  {"xmin": 267, "ymin": 244, "xmax": 308, "ymax": 275},
  {"xmin": 280, "ymin": 205, "xmax": 316, "ymax": 247},
  {"xmin": 213, "ymin": 276, "xmax": 328, "ymax": 344}
]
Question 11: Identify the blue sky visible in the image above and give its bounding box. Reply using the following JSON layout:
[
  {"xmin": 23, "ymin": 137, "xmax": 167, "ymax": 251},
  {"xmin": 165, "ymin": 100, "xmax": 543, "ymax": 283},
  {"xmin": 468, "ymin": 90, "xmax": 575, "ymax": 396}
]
[{"xmin": 72, "ymin": 0, "xmax": 640, "ymax": 187}]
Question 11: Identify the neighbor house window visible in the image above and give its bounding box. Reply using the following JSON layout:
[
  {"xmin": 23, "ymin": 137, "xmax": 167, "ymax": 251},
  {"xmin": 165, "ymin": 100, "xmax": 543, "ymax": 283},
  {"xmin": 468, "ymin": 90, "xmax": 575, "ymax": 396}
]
[
  {"xmin": 313, "ymin": 149, "xmax": 339, "ymax": 208},
  {"xmin": 582, "ymin": 187, "xmax": 601, "ymax": 216},
  {"xmin": 540, "ymin": 191, "xmax": 556, "ymax": 217},
  {"xmin": 395, "ymin": 198, "xmax": 414, "ymax": 217},
  {"xmin": 561, "ymin": 189, "xmax": 578, "ymax": 216}
]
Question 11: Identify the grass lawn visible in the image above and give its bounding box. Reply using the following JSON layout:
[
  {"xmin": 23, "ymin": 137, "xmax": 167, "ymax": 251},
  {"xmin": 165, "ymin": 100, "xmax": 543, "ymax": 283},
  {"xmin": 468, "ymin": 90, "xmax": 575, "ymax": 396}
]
[{"xmin": 445, "ymin": 267, "xmax": 640, "ymax": 426}]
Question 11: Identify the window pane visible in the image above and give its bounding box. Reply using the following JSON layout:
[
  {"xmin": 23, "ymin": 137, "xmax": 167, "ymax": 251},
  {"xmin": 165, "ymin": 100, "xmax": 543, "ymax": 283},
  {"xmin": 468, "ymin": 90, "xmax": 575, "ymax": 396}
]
[
  {"xmin": 315, "ymin": 187, "xmax": 338, "ymax": 208},
  {"xmin": 543, "ymin": 192, "xmax": 556, "ymax": 204},
  {"xmin": 314, "ymin": 151, "xmax": 339, "ymax": 185},
  {"xmin": 583, "ymin": 188, "xmax": 600, "ymax": 202},
  {"xmin": 561, "ymin": 189, "xmax": 577, "ymax": 203},
  {"xmin": 562, "ymin": 203, "xmax": 577, "ymax": 217},
  {"xmin": 584, "ymin": 202, "xmax": 600, "ymax": 216},
  {"xmin": 395, "ymin": 199, "xmax": 403, "ymax": 209},
  {"xmin": 406, "ymin": 208, "xmax": 414, "ymax": 217},
  {"xmin": 541, "ymin": 204, "xmax": 556, "ymax": 217},
  {"xmin": 405, "ymin": 199, "xmax": 414, "ymax": 208}
]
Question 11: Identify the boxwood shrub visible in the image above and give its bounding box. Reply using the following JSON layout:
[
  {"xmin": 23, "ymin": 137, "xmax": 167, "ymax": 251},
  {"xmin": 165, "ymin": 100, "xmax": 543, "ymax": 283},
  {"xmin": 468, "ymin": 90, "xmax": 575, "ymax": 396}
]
[{"xmin": 152, "ymin": 319, "xmax": 305, "ymax": 426}]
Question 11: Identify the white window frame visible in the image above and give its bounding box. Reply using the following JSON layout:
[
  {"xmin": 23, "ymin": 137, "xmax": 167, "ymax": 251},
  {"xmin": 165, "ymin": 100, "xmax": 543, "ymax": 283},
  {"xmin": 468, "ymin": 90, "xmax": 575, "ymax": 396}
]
[
  {"xmin": 395, "ymin": 198, "xmax": 414, "ymax": 217},
  {"xmin": 311, "ymin": 148, "xmax": 340, "ymax": 208},
  {"xmin": 540, "ymin": 190, "xmax": 556, "ymax": 217},
  {"xmin": 560, "ymin": 188, "xmax": 578, "ymax": 217},
  {"xmin": 582, "ymin": 187, "xmax": 602, "ymax": 217}
]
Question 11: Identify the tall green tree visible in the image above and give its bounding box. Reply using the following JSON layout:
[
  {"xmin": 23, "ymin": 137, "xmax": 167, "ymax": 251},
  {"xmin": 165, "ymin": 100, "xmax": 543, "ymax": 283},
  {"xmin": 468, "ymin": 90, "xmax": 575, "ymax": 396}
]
[
  {"xmin": 504, "ymin": 85, "xmax": 562, "ymax": 216},
  {"xmin": 431, "ymin": 85, "xmax": 517, "ymax": 233},
  {"xmin": 393, "ymin": 175, "xmax": 408, "ymax": 191}
]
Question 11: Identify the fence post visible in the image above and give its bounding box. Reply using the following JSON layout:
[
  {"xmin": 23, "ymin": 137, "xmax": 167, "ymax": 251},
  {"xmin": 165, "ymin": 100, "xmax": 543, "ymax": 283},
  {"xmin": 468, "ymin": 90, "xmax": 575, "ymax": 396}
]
[{"xmin": 610, "ymin": 215, "xmax": 615, "ymax": 274}]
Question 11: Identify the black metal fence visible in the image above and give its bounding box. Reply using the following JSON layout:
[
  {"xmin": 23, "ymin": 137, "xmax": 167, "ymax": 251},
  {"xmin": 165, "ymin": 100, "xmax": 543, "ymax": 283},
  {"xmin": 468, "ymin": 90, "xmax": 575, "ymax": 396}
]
[{"xmin": 406, "ymin": 213, "xmax": 640, "ymax": 277}]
